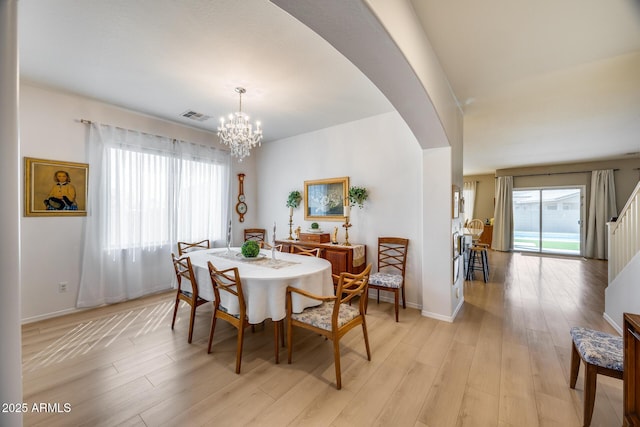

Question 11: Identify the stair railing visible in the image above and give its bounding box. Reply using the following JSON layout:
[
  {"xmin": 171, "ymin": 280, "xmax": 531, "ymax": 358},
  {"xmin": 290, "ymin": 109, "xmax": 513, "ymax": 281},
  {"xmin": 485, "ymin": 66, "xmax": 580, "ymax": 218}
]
[{"xmin": 609, "ymin": 181, "xmax": 640, "ymax": 284}]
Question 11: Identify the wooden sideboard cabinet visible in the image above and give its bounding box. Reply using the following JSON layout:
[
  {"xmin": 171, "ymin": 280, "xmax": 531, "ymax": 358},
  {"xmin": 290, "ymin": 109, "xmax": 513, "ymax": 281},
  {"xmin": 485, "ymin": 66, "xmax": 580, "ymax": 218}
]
[
  {"xmin": 624, "ymin": 313, "xmax": 640, "ymax": 426},
  {"xmin": 276, "ymin": 240, "xmax": 366, "ymax": 279},
  {"xmin": 478, "ymin": 224, "xmax": 493, "ymax": 247}
]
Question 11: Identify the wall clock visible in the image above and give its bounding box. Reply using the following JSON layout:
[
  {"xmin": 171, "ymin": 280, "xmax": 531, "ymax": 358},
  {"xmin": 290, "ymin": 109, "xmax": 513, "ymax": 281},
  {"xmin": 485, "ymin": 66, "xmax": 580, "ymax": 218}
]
[{"xmin": 236, "ymin": 173, "xmax": 247, "ymax": 222}]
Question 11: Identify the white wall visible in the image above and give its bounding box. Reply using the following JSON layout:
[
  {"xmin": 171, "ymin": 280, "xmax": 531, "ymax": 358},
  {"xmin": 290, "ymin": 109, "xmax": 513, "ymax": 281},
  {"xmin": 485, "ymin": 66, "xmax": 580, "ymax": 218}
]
[
  {"xmin": 605, "ymin": 251, "xmax": 640, "ymax": 334},
  {"xmin": 1, "ymin": 1, "xmax": 23, "ymax": 423},
  {"xmin": 19, "ymin": 82, "xmax": 236, "ymax": 322},
  {"xmin": 255, "ymin": 111, "xmax": 425, "ymax": 308}
]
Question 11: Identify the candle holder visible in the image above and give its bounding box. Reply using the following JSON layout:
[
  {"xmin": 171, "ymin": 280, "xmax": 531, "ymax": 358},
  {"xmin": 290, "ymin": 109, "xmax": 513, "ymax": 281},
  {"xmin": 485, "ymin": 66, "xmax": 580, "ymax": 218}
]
[
  {"xmin": 287, "ymin": 214, "xmax": 294, "ymax": 240},
  {"xmin": 342, "ymin": 216, "xmax": 352, "ymax": 246}
]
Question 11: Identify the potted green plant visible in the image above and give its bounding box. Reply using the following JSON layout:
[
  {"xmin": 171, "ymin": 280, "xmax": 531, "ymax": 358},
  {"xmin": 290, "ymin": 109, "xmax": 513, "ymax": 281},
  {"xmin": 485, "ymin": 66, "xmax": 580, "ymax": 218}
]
[
  {"xmin": 348, "ymin": 186, "xmax": 369, "ymax": 208},
  {"xmin": 310, "ymin": 222, "xmax": 320, "ymax": 230},
  {"xmin": 286, "ymin": 190, "xmax": 302, "ymax": 209}
]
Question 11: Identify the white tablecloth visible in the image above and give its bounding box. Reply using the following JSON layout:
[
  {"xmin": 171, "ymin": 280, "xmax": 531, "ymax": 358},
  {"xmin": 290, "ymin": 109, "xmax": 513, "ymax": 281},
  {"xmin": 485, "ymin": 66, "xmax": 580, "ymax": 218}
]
[{"xmin": 185, "ymin": 248, "xmax": 334, "ymax": 324}]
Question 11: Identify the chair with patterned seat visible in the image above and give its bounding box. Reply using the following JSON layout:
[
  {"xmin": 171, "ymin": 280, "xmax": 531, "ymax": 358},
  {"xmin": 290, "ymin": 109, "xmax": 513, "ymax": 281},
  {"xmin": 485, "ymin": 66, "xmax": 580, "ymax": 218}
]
[
  {"xmin": 286, "ymin": 264, "xmax": 372, "ymax": 390},
  {"xmin": 569, "ymin": 326, "xmax": 623, "ymax": 427},
  {"xmin": 207, "ymin": 261, "xmax": 281, "ymax": 373},
  {"xmin": 366, "ymin": 237, "xmax": 409, "ymax": 322},
  {"xmin": 171, "ymin": 253, "xmax": 209, "ymax": 343}
]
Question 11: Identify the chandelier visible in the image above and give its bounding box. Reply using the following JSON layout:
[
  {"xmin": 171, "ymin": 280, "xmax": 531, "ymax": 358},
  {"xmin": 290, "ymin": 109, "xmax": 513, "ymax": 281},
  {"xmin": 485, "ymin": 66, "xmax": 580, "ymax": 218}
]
[{"xmin": 217, "ymin": 87, "xmax": 263, "ymax": 161}]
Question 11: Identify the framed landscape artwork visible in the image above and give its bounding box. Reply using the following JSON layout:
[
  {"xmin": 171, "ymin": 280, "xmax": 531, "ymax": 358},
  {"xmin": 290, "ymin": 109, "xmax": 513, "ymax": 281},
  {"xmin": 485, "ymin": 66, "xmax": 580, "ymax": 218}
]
[
  {"xmin": 304, "ymin": 176, "xmax": 349, "ymax": 221},
  {"xmin": 25, "ymin": 157, "xmax": 89, "ymax": 217}
]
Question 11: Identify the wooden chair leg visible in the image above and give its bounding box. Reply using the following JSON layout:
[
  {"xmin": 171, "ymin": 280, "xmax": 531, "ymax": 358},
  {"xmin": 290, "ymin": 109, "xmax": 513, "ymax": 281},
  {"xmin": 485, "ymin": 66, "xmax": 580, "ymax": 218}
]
[
  {"xmin": 171, "ymin": 297, "xmax": 180, "ymax": 330},
  {"xmin": 187, "ymin": 303, "xmax": 197, "ymax": 343},
  {"xmin": 333, "ymin": 339, "xmax": 342, "ymax": 390},
  {"xmin": 376, "ymin": 289, "xmax": 380, "ymax": 304},
  {"xmin": 401, "ymin": 286, "xmax": 406, "ymax": 309},
  {"xmin": 362, "ymin": 320, "xmax": 371, "ymax": 361},
  {"xmin": 287, "ymin": 319, "xmax": 294, "ymax": 364},
  {"xmin": 570, "ymin": 342, "xmax": 580, "ymax": 389},
  {"xmin": 583, "ymin": 363, "xmax": 597, "ymax": 427},
  {"xmin": 207, "ymin": 313, "xmax": 218, "ymax": 354},
  {"xmin": 235, "ymin": 324, "xmax": 245, "ymax": 374},
  {"xmin": 364, "ymin": 290, "xmax": 369, "ymax": 314},
  {"xmin": 394, "ymin": 290, "xmax": 399, "ymax": 322}
]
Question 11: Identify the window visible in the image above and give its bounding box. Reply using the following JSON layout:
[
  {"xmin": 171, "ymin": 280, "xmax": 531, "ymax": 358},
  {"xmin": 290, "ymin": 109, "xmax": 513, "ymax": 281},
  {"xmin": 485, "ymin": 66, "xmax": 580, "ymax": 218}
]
[
  {"xmin": 104, "ymin": 143, "xmax": 229, "ymax": 251},
  {"xmin": 513, "ymin": 187, "xmax": 583, "ymax": 255},
  {"xmin": 79, "ymin": 123, "xmax": 230, "ymax": 308}
]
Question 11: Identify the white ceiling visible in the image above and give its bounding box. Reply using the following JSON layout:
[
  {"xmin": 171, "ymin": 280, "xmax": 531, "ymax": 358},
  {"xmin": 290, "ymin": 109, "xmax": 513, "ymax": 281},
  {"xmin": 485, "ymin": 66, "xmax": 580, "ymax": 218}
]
[{"xmin": 18, "ymin": 0, "xmax": 640, "ymax": 174}]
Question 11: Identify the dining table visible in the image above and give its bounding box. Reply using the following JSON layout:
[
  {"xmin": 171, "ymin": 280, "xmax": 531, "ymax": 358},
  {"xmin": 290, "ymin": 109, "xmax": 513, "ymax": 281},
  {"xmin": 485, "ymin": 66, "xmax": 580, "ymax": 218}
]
[{"xmin": 185, "ymin": 247, "xmax": 334, "ymax": 324}]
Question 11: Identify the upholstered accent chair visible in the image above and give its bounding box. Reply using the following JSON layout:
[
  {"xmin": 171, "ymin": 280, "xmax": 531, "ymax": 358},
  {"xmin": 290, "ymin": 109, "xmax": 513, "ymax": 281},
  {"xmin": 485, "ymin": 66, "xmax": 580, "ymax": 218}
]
[
  {"xmin": 207, "ymin": 262, "xmax": 280, "ymax": 373},
  {"xmin": 569, "ymin": 326, "xmax": 623, "ymax": 426},
  {"xmin": 177, "ymin": 239, "xmax": 210, "ymax": 256},
  {"xmin": 171, "ymin": 253, "xmax": 209, "ymax": 343},
  {"xmin": 286, "ymin": 264, "xmax": 372, "ymax": 390},
  {"xmin": 366, "ymin": 237, "xmax": 409, "ymax": 322}
]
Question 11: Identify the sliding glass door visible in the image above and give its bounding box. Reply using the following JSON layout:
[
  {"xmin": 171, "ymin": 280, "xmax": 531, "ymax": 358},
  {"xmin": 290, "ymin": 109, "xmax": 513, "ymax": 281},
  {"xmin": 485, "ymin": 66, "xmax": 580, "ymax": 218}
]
[{"xmin": 513, "ymin": 187, "xmax": 583, "ymax": 255}]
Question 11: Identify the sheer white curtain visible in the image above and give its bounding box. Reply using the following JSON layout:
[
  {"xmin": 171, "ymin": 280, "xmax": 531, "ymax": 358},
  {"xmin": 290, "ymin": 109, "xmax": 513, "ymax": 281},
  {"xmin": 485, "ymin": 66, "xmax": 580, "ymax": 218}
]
[
  {"xmin": 492, "ymin": 176, "xmax": 513, "ymax": 251},
  {"xmin": 463, "ymin": 181, "xmax": 477, "ymax": 225},
  {"xmin": 77, "ymin": 123, "xmax": 230, "ymax": 307},
  {"xmin": 586, "ymin": 169, "xmax": 617, "ymax": 259}
]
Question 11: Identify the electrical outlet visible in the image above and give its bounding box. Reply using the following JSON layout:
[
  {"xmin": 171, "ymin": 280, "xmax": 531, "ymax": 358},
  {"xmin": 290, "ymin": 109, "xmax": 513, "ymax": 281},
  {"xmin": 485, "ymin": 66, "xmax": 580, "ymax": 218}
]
[{"xmin": 58, "ymin": 281, "xmax": 68, "ymax": 293}]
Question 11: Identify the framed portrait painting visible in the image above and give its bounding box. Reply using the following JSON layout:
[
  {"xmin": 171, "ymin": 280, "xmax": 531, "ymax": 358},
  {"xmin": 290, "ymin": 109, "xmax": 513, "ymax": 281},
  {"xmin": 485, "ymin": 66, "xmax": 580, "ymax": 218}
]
[
  {"xmin": 304, "ymin": 176, "xmax": 349, "ymax": 221},
  {"xmin": 25, "ymin": 157, "xmax": 89, "ymax": 217}
]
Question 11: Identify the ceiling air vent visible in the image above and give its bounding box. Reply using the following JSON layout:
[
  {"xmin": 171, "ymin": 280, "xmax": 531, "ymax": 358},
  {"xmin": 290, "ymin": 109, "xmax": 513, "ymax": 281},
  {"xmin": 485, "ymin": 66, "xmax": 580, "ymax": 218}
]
[{"xmin": 181, "ymin": 110, "xmax": 211, "ymax": 122}]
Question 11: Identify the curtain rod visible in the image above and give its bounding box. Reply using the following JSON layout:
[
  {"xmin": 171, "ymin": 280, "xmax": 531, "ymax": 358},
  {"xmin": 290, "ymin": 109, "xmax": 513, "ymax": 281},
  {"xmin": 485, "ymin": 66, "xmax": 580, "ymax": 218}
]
[
  {"xmin": 79, "ymin": 118, "xmax": 176, "ymax": 142},
  {"xmin": 78, "ymin": 118, "xmax": 227, "ymax": 153},
  {"xmin": 497, "ymin": 168, "xmax": 620, "ymax": 178}
]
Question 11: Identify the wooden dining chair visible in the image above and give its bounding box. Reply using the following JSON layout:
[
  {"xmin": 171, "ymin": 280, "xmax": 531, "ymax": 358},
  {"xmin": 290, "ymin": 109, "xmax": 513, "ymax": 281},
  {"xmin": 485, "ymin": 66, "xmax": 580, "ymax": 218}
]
[
  {"xmin": 244, "ymin": 228, "xmax": 266, "ymax": 242},
  {"xmin": 171, "ymin": 253, "xmax": 208, "ymax": 343},
  {"xmin": 290, "ymin": 245, "xmax": 322, "ymax": 257},
  {"xmin": 286, "ymin": 264, "xmax": 372, "ymax": 390},
  {"xmin": 207, "ymin": 261, "xmax": 281, "ymax": 373},
  {"xmin": 465, "ymin": 219, "xmax": 485, "ymax": 245},
  {"xmin": 177, "ymin": 239, "xmax": 210, "ymax": 256},
  {"xmin": 569, "ymin": 326, "xmax": 623, "ymax": 427},
  {"xmin": 259, "ymin": 240, "xmax": 283, "ymax": 252},
  {"xmin": 366, "ymin": 237, "xmax": 409, "ymax": 322}
]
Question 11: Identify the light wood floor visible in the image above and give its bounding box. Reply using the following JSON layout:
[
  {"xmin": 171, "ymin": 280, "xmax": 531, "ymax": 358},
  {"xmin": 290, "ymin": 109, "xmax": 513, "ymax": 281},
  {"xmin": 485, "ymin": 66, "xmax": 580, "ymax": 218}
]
[{"xmin": 21, "ymin": 251, "xmax": 622, "ymax": 426}]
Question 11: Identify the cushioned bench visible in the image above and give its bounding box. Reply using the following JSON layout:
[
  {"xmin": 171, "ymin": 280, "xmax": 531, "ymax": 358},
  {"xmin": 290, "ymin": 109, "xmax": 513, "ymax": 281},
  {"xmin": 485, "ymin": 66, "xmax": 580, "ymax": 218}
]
[{"xmin": 569, "ymin": 326, "xmax": 623, "ymax": 427}]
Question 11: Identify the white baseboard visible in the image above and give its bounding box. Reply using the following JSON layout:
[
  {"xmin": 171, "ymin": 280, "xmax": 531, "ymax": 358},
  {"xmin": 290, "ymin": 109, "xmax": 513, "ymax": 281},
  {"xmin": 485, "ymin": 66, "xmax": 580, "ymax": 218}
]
[
  {"xmin": 366, "ymin": 293, "xmax": 420, "ymax": 310},
  {"xmin": 420, "ymin": 297, "xmax": 465, "ymax": 323},
  {"xmin": 603, "ymin": 312, "xmax": 622, "ymax": 335},
  {"xmin": 22, "ymin": 306, "xmax": 89, "ymax": 324}
]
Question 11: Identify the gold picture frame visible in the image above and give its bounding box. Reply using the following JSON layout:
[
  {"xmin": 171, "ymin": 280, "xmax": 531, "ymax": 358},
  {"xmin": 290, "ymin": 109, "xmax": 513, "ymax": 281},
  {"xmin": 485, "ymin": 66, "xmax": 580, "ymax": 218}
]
[
  {"xmin": 25, "ymin": 157, "xmax": 89, "ymax": 217},
  {"xmin": 304, "ymin": 176, "xmax": 349, "ymax": 221}
]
